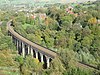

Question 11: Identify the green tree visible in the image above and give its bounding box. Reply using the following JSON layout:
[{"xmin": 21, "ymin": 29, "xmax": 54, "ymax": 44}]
[
  {"xmin": 49, "ymin": 57, "xmax": 65, "ymax": 75},
  {"xmin": 58, "ymin": 49, "xmax": 77, "ymax": 69},
  {"xmin": 15, "ymin": 56, "xmax": 24, "ymax": 75}
]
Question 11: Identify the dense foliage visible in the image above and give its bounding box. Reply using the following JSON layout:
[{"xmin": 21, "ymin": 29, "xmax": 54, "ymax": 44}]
[{"xmin": 0, "ymin": 1, "xmax": 100, "ymax": 75}]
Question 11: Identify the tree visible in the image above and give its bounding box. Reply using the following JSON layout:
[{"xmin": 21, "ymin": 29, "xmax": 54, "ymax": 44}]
[
  {"xmin": 58, "ymin": 49, "xmax": 77, "ymax": 69},
  {"xmin": 25, "ymin": 26, "xmax": 35, "ymax": 34},
  {"xmin": 15, "ymin": 55, "xmax": 43, "ymax": 75},
  {"xmin": 15, "ymin": 56, "xmax": 24, "ymax": 75},
  {"xmin": 1, "ymin": 21, "xmax": 8, "ymax": 35},
  {"xmin": 61, "ymin": 15, "xmax": 73, "ymax": 29},
  {"xmin": 65, "ymin": 67, "xmax": 93, "ymax": 75},
  {"xmin": 0, "ymin": 36, "xmax": 14, "ymax": 50},
  {"xmin": 44, "ymin": 17, "xmax": 58, "ymax": 30},
  {"xmin": 81, "ymin": 36, "xmax": 92, "ymax": 50},
  {"xmin": 49, "ymin": 57, "xmax": 65, "ymax": 75},
  {"xmin": 88, "ymin": 17, "xmax": 97, "ymax": 24},
  {"xmin": 0, "ymin": 50, "xmax": 17, "ymax": 67},
  {"xmin": 55, "ymin": 30, "xmax": 67, "ymax": 48},
  {"xmin": 82, "ymin": 26, "xmax": 91, "ymax": 37},
  {"xmin": 14, "ymin": 24, "xmax": 27, "ymax": 37},
  {"xmin": 15, "ymin": 12, "xmax": 26, "ymax": 24}
]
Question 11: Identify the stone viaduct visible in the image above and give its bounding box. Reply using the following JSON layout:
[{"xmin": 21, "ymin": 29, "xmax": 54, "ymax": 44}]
[{"xmin": 7, "ymin": 20, "xmax": 57, "ymax": 68}]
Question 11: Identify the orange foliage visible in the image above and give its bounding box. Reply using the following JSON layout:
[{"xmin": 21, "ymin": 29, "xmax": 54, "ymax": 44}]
[{"xmin": 88, "ymin": 18, "xmax": 97, "ymax": 24}]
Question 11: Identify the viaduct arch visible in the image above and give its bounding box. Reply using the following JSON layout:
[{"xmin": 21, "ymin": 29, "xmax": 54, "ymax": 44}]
[
  {"xmin": 6, "ymin": 20, "xmax": 100, "ymax": 70},
  {"xmin": 7, "ymin": 20, "xmax": 57, "ymax": 68}
]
